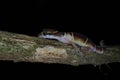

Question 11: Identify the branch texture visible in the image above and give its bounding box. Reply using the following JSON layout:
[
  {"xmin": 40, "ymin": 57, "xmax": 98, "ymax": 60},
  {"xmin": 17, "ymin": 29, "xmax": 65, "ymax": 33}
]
[{"xmin": 0, "ymin": 31, "xmax": 120, "ymax": 66}]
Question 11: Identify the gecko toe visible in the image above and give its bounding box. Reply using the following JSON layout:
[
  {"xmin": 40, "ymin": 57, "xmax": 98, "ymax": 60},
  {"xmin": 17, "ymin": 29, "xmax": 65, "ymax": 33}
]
[{"xmin": 72, "ymin": 48, "xmax": 83, "ymax": 56}]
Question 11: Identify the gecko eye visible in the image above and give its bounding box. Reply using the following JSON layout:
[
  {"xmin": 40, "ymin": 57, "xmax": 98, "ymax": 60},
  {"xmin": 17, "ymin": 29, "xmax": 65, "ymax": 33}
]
[
  {"xmin": 42, "ymin": 32, "xmax": 52, "ymax": 35},
  {"xmin": 42, "ymin": 32, "xmax": 47, "ymax": 35}
]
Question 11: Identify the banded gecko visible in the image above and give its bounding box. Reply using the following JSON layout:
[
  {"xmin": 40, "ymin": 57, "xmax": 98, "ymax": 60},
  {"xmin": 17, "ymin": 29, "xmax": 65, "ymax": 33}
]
[{"xmin": 38, "ymin": 29, "xmax": 104, "ymax": 55}]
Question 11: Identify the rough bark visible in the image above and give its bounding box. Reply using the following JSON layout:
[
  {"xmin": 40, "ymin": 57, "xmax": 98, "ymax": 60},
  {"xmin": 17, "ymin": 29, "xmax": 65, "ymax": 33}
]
[{"xmin": 0, "ymin": 31, "xmax": 120, "ymax": 66}]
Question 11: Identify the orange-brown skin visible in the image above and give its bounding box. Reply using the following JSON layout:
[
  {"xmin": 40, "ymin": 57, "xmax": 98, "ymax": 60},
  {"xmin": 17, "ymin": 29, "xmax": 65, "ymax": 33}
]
[{"xmin": 38, "ymin": 29, "xmax": 104, "ymax": 54}]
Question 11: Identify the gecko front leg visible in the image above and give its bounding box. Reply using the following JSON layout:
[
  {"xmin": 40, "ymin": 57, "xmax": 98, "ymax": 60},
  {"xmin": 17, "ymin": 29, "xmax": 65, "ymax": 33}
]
[{"xmin": 38, "ymin": 29, "xmax": 104, "ymax": 55}]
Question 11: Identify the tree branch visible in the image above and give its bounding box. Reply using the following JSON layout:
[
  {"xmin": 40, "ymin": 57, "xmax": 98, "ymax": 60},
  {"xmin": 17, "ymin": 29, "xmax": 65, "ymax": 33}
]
[{"xmin": 0, "ymin": 31, "xmax": 120, "ymax": 66}]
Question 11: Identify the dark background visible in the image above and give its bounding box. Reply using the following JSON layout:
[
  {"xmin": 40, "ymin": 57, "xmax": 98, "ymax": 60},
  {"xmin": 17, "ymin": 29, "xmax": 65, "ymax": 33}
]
[
  {"xmin": 0, "ymin": 0, "xmax": 120, "ymax": 79},
  {"xmin": 0, "ymin": 0, "xmax": 120, "ymax": 45}
]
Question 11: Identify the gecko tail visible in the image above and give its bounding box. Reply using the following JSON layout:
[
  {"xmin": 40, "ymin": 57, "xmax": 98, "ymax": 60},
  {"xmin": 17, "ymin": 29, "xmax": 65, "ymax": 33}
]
[
  {"xmin": 100, "ymin": 40, "xmax": 104, "ymax": 47},
  {"xmin": 95, "ymin": 46, "xmax": 104, "ymax": 54},
  {"xmin": 94, "ymin": 40, "xmax": 108, "ymax": 54}
]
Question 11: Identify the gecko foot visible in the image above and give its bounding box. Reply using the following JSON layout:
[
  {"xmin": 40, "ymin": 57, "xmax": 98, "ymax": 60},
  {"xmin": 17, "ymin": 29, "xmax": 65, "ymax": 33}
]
[{"xmin": 72, "ymin": 48, "xmax": 83, "ymax": 56}]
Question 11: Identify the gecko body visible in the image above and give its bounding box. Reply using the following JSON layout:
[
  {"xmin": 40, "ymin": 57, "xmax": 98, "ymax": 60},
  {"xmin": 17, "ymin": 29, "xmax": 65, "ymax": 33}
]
[{"xmin": 38, "ymin": 29, "xmax": 104, "ymax": 54}]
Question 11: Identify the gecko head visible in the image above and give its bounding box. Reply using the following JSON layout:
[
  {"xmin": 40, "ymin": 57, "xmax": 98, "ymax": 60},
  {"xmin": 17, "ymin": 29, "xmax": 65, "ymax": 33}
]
[
  {"xmin": 39, "ymin": 29, "xmax": 59, "ymax": 36},
  {"xmin": 38, "ymin": 29, "xmax": 59, "ymax": 39}
]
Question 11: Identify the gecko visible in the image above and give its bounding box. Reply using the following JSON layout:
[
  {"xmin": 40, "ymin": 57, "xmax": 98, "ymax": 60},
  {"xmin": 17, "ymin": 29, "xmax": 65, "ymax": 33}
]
[{"xmin": 38, "ymin": 29, "xmax": 104, "ymax": 55}]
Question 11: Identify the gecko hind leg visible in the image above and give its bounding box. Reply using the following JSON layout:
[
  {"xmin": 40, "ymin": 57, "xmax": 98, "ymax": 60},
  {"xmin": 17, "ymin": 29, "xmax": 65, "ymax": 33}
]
[
  {"xmin": 72, "ymin": 48, "xmax": 83, "ymax": 56},
  {"xmin": 71, "ymin": 43, "xmax": 83, "ymax": 56}
]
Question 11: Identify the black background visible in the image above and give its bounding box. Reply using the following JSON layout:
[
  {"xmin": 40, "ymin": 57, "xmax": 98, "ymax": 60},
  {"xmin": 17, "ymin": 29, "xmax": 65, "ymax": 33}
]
[
  {"xmin": 0, "ymin": 1, "xmax": 120, "ymax": 45},
  {"xmin": 0, "ymin": 0, "xmax": 120, "ymax": 79}
]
